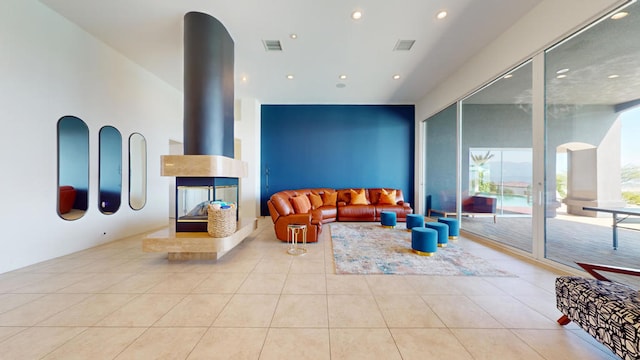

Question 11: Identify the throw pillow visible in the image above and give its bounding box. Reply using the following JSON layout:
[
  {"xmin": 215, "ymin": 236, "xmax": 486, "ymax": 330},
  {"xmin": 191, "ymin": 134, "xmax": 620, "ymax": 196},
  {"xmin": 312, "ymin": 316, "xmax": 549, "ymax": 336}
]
[
  {"xmin": 308, "ymin": 192, "xmax": 323, "ymax": 209},
  {"xmin": 350, "ymin": 188, "xmax": 368, "ymax": 205},
  {"xmin": 291, "ymin": 195, "xmax": 312, "ymax": 214},
  {"xmin": 322, "ymin": 191, "xmax": 337, "ymax": 206},
  {"xmin": 379, "ymin": 189, "xmax": 397, "ymax": 205}
]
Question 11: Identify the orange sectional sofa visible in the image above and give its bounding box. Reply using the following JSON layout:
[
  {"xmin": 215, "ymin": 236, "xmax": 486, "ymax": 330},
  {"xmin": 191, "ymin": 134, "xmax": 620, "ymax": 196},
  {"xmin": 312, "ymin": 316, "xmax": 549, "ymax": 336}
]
[{"xmin": 267, "ymin": 188, "xmax": 413, "ymax": 243}]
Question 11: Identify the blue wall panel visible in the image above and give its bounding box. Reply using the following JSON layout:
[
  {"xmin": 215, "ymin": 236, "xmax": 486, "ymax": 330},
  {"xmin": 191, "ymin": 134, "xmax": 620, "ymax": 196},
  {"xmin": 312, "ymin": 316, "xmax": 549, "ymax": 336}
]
[{"xmin": 260, "ymin": 104, "xmax": 414, "ymax": 215}]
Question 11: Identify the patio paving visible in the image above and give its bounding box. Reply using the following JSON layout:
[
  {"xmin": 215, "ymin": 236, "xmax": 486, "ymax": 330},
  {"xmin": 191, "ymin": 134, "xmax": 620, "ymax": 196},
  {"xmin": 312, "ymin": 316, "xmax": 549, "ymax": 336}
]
[{"xmin": 459, "ymin": 211, "xmax": 640, "ymax": 287}]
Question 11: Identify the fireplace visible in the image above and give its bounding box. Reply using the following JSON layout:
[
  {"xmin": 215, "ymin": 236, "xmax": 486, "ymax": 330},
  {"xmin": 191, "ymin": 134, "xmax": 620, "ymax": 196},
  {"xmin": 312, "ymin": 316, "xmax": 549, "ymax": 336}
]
[
  {"xmin": 175, "ymin": 177, "xmax": 238, "ymax": 232},
  {"xmin": 158, "ymin": 11, "xmax": 245, "ymax": 233},
  {"xmin": 143, "ymin": 11, "xmax": 254, "ymax": 260}
]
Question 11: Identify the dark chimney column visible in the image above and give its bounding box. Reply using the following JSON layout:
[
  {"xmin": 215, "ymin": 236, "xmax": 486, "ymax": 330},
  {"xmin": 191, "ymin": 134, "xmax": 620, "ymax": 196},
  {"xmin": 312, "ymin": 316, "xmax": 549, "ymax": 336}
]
[{"xmin": 183, "ymin": 12, "xmax": 234, "ymax": 157}]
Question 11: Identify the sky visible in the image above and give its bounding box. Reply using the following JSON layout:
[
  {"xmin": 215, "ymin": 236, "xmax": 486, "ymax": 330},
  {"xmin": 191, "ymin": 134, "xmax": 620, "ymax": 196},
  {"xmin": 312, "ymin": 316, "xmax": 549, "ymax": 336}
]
[{"xmin": 620, "ymin": 106, "xmax": 640, "ymax": 167}]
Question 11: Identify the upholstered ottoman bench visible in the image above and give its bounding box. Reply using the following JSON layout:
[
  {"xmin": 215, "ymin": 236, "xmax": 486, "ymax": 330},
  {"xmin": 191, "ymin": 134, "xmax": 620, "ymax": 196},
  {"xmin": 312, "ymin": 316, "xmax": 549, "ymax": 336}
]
[
  {"xmin": 437, "ymin": 217, "xmax": 459, "ymax": 239},
  {"xmin": 380, "ymin": 211, "xmax": 397, "ymax": 228},
  {"xmin": 556, "ymin": 263, "xmax": 640, "ymax": 360},
  {"xmin": 411, "ymin": 227, "xmax": 437, "ymax": 256},
  {"xmin": 426, "ymin": 222, "xmax": 448, "ymax": 248},
  {"xmin": 406, "ymin": 214, "xmax": 424, "ymax": 231}
]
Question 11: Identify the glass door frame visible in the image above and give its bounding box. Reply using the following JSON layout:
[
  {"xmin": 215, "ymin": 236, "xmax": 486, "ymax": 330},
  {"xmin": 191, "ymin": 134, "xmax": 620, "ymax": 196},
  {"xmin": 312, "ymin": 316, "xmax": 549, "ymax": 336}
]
[{"xmin": 532, "ymin": 52, "xmax": 546, "ymax": 260}]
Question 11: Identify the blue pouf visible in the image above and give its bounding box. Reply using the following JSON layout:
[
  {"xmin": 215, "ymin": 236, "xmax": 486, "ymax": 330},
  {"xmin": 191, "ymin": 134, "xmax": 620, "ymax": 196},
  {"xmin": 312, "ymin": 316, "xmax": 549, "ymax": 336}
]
[
  {"xmin": 438, "ymin": 217, "xmax": 460, "ymax": 239},
  {"xmin": 426, "ymin": 222, "xmax": 449, "ymax": 247},
  {"xmin": 411, "ymin": 227, "xmax": 438, "ymax": 256},
  {"xmin": 380, "ymin": 211, "xmax": 397, "ymax": 228},
  {"xmin": 406, "ymin": 214, "xmax": 424, "ymax": 231}
]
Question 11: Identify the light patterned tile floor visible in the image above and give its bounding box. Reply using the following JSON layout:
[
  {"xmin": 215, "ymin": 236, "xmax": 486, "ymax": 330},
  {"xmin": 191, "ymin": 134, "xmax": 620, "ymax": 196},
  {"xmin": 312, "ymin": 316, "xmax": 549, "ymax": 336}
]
[{"xmin": 0, "ymin": 217, "xmax": 620, "ymax": 359}]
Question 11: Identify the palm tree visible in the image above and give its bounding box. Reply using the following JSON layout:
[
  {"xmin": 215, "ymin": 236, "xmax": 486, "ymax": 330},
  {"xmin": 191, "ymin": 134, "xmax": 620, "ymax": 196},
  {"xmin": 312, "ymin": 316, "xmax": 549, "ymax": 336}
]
[
  {"xmin": 471, "ymin": 151, "xmax": 494, "ymax": 167},
  {"xmin": 471, "ymin": 151, "xmax": 494, "ymax": 193}
]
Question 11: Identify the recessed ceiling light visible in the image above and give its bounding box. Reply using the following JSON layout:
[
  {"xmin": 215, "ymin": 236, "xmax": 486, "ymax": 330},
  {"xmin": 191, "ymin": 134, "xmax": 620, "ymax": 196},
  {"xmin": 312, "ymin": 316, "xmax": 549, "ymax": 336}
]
[
  {"xmin": 339, "ymin": 74, "xmax": 347, "ymax": 80},
  {"xmin": 611, "ymin": 12, "xmax": 628, "ymax": 20},
  {"xmin": 286, "ymin": 74, "xmax": 294, "ymax": 80},
  {"xmin": 436, "ymin": 10, "xmax": 448, "ymax": 20},
  {"xmin": 557, "ymin": 74, "xmax": 567, "ymax": 79},
  {"xmin": 503, "ymin": 74, "xmax": 513, "ymax": 79},
  {"xmin": 392, "ymin": 74, "xmax": 401, "ymax": 80},
  {"xmin": 556, "ymin": 68, "xmax": 570, "ymax": 74},
  {"xmin": 241, "ymin": 75, "xmax": 248, "ymax": 82},
  {"xmin": 290, "ymin": 33, "xmax": 298, "ymax": 39},
  {"xmin": 608, "ymin": 74, "xmax": 620, "ymax": 79},
  {"xmin": 351, "ymin": 10, "xmax": 362, "ymax": 20}
]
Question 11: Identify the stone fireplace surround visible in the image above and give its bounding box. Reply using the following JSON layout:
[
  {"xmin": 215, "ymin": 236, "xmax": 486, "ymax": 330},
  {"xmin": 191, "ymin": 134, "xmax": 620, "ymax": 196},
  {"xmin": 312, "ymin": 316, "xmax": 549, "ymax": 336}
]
[{"xmin": 142, "ymin": 12, "xmax": 256, "ymax": 260}]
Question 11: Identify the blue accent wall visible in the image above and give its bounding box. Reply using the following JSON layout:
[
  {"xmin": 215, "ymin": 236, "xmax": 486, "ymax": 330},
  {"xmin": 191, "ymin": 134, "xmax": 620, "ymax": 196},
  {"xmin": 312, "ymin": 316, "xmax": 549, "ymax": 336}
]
[{"xmin": 261, "ymin": 104, "xmax": 415, "ymax": 215}]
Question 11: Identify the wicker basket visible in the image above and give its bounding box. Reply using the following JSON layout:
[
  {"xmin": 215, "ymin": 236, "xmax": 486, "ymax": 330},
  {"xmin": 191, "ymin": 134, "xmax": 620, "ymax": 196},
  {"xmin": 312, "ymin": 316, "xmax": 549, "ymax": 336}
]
[{"xmin": 207, "ymin": 204, "xmax": 237, "ymax": 238}]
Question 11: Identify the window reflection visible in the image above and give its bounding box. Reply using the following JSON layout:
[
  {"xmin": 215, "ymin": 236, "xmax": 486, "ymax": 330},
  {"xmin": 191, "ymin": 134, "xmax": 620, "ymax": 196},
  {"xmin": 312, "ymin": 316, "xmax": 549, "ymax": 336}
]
[
  {"xmin": 460, "ymin": 60, "xmax": 533, "ymax": 253},
  {"xmin": 544, "ymin": 0, "xmax": 640, "ymax": 273},
  {"xmin": 99, "ymin": 126, "xmax": 122, "ymax": 214},
  {"xmin": 129, "ymin": 133, "xmax": 147, "ymax": 210},
  {"xmin": 424, "ymin": 104, "xmax": 457, "ymax": 216},
  {"xmin": 57, "ymin": 116, "xmax": 89, "ymax": 220}
]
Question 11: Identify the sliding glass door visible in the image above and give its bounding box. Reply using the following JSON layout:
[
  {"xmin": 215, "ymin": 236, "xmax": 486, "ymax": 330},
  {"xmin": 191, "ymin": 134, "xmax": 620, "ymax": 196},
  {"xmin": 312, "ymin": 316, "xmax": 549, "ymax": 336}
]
[
  {"xmin": 544, "ymin": 1, "xmax": 640, "ymax": 270},
  {"xmin": 424, "ymin": 104, "xmax": 457, "ymax": 216},
  {"xmin": 423, "ymin": 2, "xmax": 640, "ymax": 271},
  {"xmin": 460, "ymin": 61, "xmax": 533, "ymax": 253}
]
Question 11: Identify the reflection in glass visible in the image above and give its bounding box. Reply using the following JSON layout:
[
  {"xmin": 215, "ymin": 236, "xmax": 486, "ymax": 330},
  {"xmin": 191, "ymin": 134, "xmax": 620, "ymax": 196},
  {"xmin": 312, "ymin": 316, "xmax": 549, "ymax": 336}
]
[
  {"xmin": 57, "ymin": 116, "xmax": 89, "ymax": 220},
  {"xmin": 129, "ymin": 133, "xmax": 147, "ymax": 210},
  {"xmin": 460, "ymin": 60, "xmax": 533, "ymax": 253},
  {"xmin": 544, "ymin": 1, "xmax": 640, "ymax": 272},
  {"xmin": 425, "ymin": 104, "xmax": 457, "ymax": 215},
  {"xmin": 468, "ymin": 148, "xmax": 533, "ymax": 215},
  {"xmin": 99, "ymin": 126, "xmax": 122, "ymax": 214}
]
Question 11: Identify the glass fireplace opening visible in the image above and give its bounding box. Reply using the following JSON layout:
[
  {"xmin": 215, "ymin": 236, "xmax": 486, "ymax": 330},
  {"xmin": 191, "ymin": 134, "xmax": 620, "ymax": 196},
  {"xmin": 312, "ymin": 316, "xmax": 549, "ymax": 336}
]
[{"xmin": 176, "ymin": 177, "xmax": 238, "ymax": 232}]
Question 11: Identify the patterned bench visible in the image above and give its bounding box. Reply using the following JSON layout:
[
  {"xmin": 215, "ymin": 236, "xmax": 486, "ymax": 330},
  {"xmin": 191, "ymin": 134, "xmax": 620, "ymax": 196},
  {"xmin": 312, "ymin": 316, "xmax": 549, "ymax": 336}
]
[{"xmin": 555, "ymin": 263, "xmax": 640, "ymax": 360}]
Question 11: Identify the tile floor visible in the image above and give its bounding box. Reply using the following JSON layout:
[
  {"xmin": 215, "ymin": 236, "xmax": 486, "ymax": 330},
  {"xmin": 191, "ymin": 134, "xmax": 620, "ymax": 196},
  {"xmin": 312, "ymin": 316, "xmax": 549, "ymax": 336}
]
[{"xmin": 0, "ymin": 217, "xmax": 620, "ymax": 359}]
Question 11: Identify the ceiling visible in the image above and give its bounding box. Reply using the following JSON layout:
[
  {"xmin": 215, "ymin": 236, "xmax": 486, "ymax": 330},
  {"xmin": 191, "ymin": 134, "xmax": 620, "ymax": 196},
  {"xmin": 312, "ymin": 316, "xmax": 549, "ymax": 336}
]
[
  {"xmin": 38, "ymin": 0, "xmax": 543, "ymax": 105},
  {"xmin": 455, "ymin": 1, "xmax": 640, "ymax": 107}
]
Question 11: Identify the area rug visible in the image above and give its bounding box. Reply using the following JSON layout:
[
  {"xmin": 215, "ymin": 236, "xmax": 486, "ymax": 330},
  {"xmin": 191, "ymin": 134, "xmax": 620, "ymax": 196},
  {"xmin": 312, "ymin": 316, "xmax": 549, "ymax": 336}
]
[{"xmin": 330, "ymin": 223, "xmax": 514, "ymax": 276}]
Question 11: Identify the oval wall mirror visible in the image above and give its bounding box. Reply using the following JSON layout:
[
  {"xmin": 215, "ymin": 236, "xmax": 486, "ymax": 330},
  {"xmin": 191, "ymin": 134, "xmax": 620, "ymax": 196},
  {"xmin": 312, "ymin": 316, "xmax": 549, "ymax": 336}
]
[
  {"xmin": 57, "ymin": 116, "xmax": 89, "ymax": 220},
  {"xmin": 99, "ymin": 125, "xmax": 122, "ymax": 214},
  {"xmin": 128, "ymin": 133, "xmax": 147, "ymax": 210}
]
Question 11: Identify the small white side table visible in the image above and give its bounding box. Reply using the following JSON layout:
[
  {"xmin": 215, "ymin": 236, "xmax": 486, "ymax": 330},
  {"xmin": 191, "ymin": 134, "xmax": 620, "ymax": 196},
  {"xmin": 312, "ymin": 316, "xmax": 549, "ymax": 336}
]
[{"xmin": 287, "ymin": 224, "xmax": 307, "ymax": 256}]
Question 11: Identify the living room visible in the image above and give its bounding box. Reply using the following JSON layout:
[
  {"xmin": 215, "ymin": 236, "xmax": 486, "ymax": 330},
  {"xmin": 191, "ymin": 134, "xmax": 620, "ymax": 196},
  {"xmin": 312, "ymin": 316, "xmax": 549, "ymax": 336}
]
[{"xmin": 0, "ymin": 0, "xmax": 633, "ymax": 358}]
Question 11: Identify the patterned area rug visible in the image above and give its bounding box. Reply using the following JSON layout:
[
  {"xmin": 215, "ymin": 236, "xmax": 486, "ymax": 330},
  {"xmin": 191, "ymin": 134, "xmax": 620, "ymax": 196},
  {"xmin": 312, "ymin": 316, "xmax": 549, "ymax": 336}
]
[{"xmin": 330, "ymin": 223, "xmax": 514, "ymax": 276}]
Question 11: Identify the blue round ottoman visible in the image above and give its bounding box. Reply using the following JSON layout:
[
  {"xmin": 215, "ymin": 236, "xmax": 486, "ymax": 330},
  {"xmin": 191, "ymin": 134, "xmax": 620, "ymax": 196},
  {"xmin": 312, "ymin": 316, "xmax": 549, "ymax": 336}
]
[
  {"xmin": 438, "ymin": 217, "xmax": 459, "ymax": 239},
  {"xmin": 426, "ymin": 222, "xmax": 449, "ymax": 247},
  {"xmin": 380, "ymin": 211, "xmax": 397, "ymax": 228},
  {"xmin": 406, "ymin": 214, "xmax": 424, "ymax": 231},
  {"xmin": 411, "ymin": 227, "xmax": 437, "ymax": 256}
]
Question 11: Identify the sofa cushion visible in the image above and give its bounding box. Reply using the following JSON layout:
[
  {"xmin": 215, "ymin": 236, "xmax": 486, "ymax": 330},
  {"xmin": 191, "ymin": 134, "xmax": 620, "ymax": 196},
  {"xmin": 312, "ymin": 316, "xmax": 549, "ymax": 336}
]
[
  {"xmin": 378, "ymin": 189, "xmax": 396, "ymax": 205},
  {"xmin": 308, "ymin": 192, "xmax": 323, "ymax": 209},
  {"xmin": 338, "ymin": 204, "xmax": 376, "ymax": 221},
  {"xmin": 291, "ymin": 195, "xmax": 312, "ymax": 214},
  {"xmin": 322, "ymin": 191, "xmax": 337, "ymax": 206},
  {"xmin": 350, "ymin": 188, "xmax": 368, "ymax": 205},
  {"xmin": 271, "ymin": 193, "xmax": 294, "ymax": 216}
]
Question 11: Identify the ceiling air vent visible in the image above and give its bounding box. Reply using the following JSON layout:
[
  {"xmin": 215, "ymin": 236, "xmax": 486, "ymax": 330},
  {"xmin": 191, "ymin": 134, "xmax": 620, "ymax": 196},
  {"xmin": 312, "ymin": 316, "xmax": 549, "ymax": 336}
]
[
  {"xmin": 393, "ymin": 40, "xmax": 415, "ymax": 51},
  {"xmin": 263, "ymin": 40, "xmax": 282, "ymax": 51}
]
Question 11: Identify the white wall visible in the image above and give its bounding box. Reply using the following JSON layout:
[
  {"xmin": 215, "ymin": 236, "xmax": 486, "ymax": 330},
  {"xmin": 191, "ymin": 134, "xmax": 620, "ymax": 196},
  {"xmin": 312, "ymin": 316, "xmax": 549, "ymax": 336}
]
[
  {"xmin": 413, "ymin": 0, "xmax": 624, "ymax": 213},
  {"xmin": 235, "ymin": 98, "xmax": 262, "ymax": 220},
  {"xmin": 0, "ymin": 0, "xmax": 182, "ymax": 273}
]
